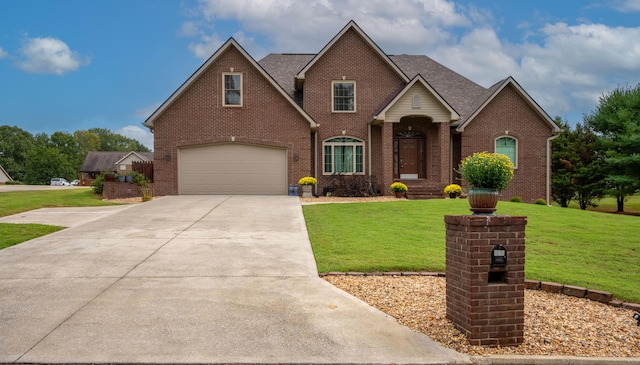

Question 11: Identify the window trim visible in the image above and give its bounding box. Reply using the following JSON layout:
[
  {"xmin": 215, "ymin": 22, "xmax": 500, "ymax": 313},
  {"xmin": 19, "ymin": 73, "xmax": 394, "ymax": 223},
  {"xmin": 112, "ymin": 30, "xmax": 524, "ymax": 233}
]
[
  {"xmin": 495, "ymin": 135, "xmax": 518, "ymax": 169},
  {"xmin": 322, "ymin": 136, "xmax": 364, "ymax": 175},
  {"xmin": 222, "ymin": 72, "xmax": 243, "ymax": 107},
  {"xmin": 331, "ymin": 80, "xmax": 356, "ymax": 113}
]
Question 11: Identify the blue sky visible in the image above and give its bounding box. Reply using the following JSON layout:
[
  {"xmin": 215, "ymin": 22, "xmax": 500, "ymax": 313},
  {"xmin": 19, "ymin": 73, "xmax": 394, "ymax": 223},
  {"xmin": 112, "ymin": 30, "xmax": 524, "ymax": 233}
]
[{"xmin": 1, "ymin": 0, "xmax": 639, "ymax": 150}]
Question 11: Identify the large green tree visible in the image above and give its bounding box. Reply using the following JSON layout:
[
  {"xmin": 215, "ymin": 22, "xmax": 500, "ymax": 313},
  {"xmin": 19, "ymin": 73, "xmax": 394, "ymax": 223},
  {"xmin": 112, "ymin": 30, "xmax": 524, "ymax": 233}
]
[
  {"xmin": 88, "ymin": 128, "xmax": 150, "ymax": 152},
  {"xmin": 572, "ymin": 123, "xmax": 607, "ymax": 210},
  {"xmin": 0, "ymin": 125, "xmax": 36, "ymax": 182},
  {"xmin": 551, "ymin": 118, "xmax": 577, "ymax": 207},
  {"xmin": 585, "ymin": 84, "xmax": 640, "ymax": 212},
  {"xmin": 23, "ymin": 146, "xmax": 76, "ymax": 185}
]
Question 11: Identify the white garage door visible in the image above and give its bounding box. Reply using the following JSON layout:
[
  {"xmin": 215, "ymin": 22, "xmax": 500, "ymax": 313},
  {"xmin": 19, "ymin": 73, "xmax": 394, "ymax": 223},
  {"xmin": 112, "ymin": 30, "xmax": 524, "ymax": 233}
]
[{"xmin": 178, "ymin": 144, "xmax": 287, "ymax": 195}]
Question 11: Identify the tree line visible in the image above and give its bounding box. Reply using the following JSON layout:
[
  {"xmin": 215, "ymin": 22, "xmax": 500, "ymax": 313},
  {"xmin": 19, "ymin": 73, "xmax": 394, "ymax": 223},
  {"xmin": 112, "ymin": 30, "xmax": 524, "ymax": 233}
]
[
  {"xmin": 0, "ymin": 126, "xmax": 150, "ymax": 185},
  {"xmin": 552, "ymin": 83, "xmax": 640, "ymax": 212}
]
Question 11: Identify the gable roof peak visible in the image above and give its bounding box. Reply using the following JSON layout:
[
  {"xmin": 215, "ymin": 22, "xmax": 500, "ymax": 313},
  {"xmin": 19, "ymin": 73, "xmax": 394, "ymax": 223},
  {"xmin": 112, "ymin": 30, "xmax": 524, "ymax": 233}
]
[
  {"xmin": 294, "ymin": 20, "xmax": 409, "ymax": 89},
  {"xmin": 142, "ymin": 37, "xmax": 317, "ymax": 131}
]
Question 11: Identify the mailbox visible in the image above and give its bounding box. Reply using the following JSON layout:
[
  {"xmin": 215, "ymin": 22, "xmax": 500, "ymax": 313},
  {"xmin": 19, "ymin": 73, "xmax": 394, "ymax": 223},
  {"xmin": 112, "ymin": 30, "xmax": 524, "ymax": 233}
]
[{"xmin": 491, "ymin": 244, "xmax": 507, "ymax": 267}]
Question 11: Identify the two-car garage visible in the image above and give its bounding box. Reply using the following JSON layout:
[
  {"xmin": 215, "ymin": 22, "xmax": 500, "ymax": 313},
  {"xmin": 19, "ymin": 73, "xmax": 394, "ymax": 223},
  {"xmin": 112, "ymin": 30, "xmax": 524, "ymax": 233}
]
[{"xmin": 178, "ymin": 143, "xmax": 287, "ymax": 195}]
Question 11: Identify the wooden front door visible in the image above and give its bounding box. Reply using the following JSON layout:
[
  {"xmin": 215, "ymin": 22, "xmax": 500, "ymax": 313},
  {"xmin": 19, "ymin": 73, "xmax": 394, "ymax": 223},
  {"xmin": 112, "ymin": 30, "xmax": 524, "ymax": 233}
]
[
  {"xmin": 399, "ymin": 139, "xmax": 418, "ymax": 178},
  {"xmin": 394, "ymin": 132, "xmax": 426, "ymax": 179}
]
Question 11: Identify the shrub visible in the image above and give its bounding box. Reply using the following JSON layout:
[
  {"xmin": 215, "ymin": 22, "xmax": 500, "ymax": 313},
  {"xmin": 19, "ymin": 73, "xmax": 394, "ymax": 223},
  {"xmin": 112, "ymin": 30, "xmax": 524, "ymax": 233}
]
[
  {"xmin": 510, "ymin": 196, "xmax": 522, "ymax": 203},
  {"xmin": 535, "ymin": 198, "xmax": 547, "ymax": 205},
  {"xmin": 325, "ymin": 174, "xmax": 381, "ymax": 197},
  {"xmin": 444, "ymin": 184, "xmax": 462, "ymax": 195},
  {"xmin": 298, "ymin": 176, "xmax": 317, "ymax": 186},
  {"xmin": 91, "ymin": 172, "xmax": 107, "ymax": 195}
]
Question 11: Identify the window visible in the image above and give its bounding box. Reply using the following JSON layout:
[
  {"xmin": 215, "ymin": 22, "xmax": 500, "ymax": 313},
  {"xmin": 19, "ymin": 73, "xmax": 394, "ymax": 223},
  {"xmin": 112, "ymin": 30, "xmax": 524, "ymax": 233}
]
[
  {"xmin": 496, "ymin": 136, "xmax": 517, "ymax": 167},
  {"xmin": 223, "ymin": 73, "xmax": 242, "ymax": 106},
  {"xmin": 332, "ymin": 81, "xmax": 355, "ymax": 112},
  {"xmin": 323, "ymin": 137, "xmax": 364, "ymax": 174}
]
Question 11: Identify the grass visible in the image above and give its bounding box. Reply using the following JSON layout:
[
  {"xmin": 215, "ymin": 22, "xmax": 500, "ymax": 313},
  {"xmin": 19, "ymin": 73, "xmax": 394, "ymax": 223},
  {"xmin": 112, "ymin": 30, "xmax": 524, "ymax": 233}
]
[
  {"xmin": 303, "ymin": 199, "xmax": 640, "ymax": 303},
  {"xmin": 0, "ymin": 188, "xmax": 116, "ymax": 217},
  {"xmin": 563, "ymin": 194, "xmax": 640, "ymax": 215},
  {"xmin": 0, "ymin": 189, "xmax": 118, "ymax": 249},
  {"xmin": 0, "ymin": 223, "xmax": 65, "ymax": 250}
]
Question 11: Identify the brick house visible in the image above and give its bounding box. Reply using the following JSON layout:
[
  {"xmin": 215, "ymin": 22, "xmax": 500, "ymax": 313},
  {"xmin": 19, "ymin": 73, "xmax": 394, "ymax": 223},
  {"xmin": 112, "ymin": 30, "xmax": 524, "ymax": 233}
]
[{"xmin": 143, "ymin": 21, "xmax": 560, "ymax": 203}]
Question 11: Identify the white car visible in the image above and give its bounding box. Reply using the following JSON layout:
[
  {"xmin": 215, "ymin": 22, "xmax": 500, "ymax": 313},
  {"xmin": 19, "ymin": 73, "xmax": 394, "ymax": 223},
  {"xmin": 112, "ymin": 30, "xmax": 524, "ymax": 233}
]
[
  {"xmin": 50, "ymin": 178, "xmax": 70, "ymax": 186},
  {"xmin": 70, "ymin": 179, "xmax": 79, "ymax": 186}
]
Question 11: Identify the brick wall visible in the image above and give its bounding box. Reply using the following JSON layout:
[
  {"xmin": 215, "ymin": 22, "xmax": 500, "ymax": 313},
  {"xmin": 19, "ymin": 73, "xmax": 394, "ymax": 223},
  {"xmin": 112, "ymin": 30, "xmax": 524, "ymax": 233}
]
[
  {"xmin": 152, "ymin": 44, "xmax": 312, "ymax": 196},
  {"xmin": 461, "ymin": 84, "xmax": 553, "ymax": 203},
  {"xmin": 302, "ymin": 28, "xmax": 406, "ymax": 194},
  {"xmin": 445, "ymin": 214, "xmax": 527, "ymax": 347}
]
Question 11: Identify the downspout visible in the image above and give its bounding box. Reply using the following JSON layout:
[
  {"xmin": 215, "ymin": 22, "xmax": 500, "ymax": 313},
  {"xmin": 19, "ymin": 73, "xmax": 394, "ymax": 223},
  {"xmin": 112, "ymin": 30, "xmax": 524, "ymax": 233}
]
[
  {"xmin": 546, "ymin": 134, "xmax": 560, "ymax": 206},
  {"xmin": 314, "ymin": 131, "xmax": 318, "ymax": 196},
  {"xmin": 368, "ymin": 123, "xmax": 372, "ymax": 177}
]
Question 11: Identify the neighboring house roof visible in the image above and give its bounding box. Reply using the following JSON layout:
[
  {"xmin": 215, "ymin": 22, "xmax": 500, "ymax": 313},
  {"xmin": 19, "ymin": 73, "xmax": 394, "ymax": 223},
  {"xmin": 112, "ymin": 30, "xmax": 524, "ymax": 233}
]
[
  {"xmin": 0, "ymin": 164, "xmax": 12, "ymax": 182},
  {"xmin": 456, "ymin": 77, "xmax": 561, "ymax": 133},
  {"xmin": 115, "ymin": 151, "xmax": 152, "ymax": 165},
  {"xmin": 294, "ymin": 20, "xmax": 410, "ymax": 89},
  {"xmin": 143, "ymin": 38, "xmax": 318, "ymax": 131},
  {"xmin": 80, "ymin": 151, "xmax": 154, "ymax": 173}
]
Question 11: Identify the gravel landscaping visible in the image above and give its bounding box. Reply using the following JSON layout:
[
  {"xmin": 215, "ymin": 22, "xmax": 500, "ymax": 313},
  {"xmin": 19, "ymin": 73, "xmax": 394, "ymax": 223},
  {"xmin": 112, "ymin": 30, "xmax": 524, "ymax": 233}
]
[{"xmin": 325, "ymin": 275, "xmax": 640, "ymax": 358}]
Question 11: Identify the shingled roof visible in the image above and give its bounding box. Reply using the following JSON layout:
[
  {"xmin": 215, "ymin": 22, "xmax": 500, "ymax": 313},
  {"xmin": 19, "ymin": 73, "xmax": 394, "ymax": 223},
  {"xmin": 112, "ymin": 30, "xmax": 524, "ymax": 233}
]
[
  {"xmin": 258, "ymin": 52, "xmax": 492, "ymax": 123},
  {"xmin": 80, "ymin": 151, "xmax": 154, "ymax": 173}
]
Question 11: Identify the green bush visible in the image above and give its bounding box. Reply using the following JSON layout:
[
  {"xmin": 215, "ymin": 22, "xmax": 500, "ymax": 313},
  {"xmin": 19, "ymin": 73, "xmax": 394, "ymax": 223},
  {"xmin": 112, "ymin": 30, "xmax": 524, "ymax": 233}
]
[
  {"xmin": 535, "ymin": 198, "xmax": 547, "ymax": 205},
  {"xmin": 510, "ymin": 196, "xmax": 522, "ymax": 203},
  {"xmin": 91, "ymin": 172, "xmax": 107, "ymax": 195}
]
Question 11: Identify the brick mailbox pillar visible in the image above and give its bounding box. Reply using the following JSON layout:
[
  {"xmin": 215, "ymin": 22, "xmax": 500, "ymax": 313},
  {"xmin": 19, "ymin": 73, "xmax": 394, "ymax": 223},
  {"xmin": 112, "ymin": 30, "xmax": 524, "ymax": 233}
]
[{"xmin": 444, "ymin": 215, "xmax": 527, "ymax": 347}]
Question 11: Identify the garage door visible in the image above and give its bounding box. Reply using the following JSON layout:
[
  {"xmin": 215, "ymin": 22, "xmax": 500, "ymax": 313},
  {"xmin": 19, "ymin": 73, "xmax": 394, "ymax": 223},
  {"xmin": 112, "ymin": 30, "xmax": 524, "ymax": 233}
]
[{"xmin": 178, "ymin": 144, "xmax": 287, "ymax": 195}]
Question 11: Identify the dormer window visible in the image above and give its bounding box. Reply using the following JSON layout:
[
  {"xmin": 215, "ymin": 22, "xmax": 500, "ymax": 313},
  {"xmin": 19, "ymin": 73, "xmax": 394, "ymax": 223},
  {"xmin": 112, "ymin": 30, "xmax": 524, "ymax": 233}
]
[
  {"xmin": 223, "ymin": 73, "xmax": 242, "ymax": 106},
  {"xmin": 332, "ymin": 81, "xmax": 355, "ymax": 112}
]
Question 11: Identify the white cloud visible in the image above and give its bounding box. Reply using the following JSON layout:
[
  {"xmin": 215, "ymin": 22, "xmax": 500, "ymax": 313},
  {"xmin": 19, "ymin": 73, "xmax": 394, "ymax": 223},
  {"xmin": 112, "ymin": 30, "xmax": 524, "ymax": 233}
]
[
  {"xmin": 0, "ymin": 46, "xmax": 8, "ymax": 59},
  {"xmin": 179, "ymin": 0, "xmax": 640, "ymax": 123},
  {"xmin": 116, "ymin": 125, "xmax": 154, "ymax": 151},
  {"xmin": 614, "ymin": 0, "xmax": 640, "ymax": 12},
  {"xmin": 134, "ymin": 103, "xmax": 161, "ymax": 119},
  {"xmin": 17, "ymin": 37, "xmax": 90, "ymax": 75}
]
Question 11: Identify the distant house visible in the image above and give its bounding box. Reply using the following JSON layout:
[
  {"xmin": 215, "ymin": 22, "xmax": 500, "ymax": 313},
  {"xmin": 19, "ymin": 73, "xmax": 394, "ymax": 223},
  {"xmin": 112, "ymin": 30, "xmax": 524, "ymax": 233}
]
[
  {"xmin": 143, "ymin": 20, "xmax": 560, "ymax": 203},
  {"xmin": 80, "ymin": 151, "xmax": 153, "ymax": 184},
  {"xmin": 0, "ymin": 165, "xmax": 12, "ymax": 184}
]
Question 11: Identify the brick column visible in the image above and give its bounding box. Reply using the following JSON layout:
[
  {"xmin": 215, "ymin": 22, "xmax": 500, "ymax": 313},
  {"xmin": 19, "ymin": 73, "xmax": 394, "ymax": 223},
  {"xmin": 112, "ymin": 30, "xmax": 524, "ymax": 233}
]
[
  {"xmin": 445, "ymin": 215, "xmax": 527, "ymax": 347},
  {"xmin": 438, "ymin": 121, "xmax": 450, "ymax": 186}
]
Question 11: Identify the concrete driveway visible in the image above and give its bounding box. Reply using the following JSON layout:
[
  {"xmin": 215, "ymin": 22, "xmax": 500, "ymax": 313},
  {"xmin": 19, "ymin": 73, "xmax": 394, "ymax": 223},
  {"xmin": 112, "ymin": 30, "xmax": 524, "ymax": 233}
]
[{"xmin": 0, "ymin": 195, "xmax": 470, "ymax": 364}]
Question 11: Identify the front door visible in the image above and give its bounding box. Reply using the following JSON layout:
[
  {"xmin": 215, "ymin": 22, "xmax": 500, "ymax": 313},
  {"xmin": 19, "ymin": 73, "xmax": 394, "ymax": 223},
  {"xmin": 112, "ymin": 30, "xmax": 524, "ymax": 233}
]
[{"xmin": 394, "ymin": 132, "xmax": 426, "ymax": 179}]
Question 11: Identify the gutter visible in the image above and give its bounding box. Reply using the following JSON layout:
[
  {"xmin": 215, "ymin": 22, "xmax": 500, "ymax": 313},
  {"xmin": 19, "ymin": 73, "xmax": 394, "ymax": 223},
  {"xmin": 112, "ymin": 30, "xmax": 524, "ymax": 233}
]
[{"xmin": 546, "ymin": 133, "xmax": 560, "ymax": 206}]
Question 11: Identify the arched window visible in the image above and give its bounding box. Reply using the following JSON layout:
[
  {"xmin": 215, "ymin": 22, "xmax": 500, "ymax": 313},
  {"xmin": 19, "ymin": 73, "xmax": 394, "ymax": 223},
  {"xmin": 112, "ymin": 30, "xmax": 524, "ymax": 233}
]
[
  {"xmin": 495, "ymin": 136, "xmax": 517, "ymax": 168},
  {"xmin": 323, "ymin": 137, "xmax": 364, "ymax": 174}
]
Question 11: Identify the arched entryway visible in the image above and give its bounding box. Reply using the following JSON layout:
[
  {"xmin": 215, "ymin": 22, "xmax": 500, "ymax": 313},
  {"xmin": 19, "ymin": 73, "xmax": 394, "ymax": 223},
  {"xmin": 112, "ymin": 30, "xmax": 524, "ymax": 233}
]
[{"xmin": 393, "ymin": 131, "xmax": 426, "ymax": 179}]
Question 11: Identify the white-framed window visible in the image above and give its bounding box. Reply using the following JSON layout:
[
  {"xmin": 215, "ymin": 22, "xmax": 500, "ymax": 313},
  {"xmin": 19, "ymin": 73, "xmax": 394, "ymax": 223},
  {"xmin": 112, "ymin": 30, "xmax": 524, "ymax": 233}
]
[
  {"xmin": 332, "ymin": 81, "xmax": 355, "ymax": 112},
  {"xmin": 223, "ymin": 73, "xmax": 242, "ymax": 106},
  {"xmin": 495, "ymin": 136, "xmax": 518, "ymax": 168},
  {"xmin": 323, "ymin": 137, "xmax": 364, "ymax": 174}
]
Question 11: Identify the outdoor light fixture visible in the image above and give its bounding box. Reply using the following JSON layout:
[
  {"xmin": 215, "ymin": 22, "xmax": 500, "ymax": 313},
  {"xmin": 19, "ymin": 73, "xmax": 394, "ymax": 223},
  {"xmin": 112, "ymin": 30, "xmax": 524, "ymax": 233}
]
[
  {"xmin": 633, "ymin": 312, "xmax": 640, "ymax": 326},
  {"xmin": 164, "ymin": 150, "xmax": 171, "ymax": 161}
]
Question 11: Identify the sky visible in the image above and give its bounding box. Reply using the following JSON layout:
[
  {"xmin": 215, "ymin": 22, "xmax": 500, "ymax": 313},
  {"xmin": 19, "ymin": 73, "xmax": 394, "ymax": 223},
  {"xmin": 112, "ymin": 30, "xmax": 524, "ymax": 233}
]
[{"xmin": 1, "ymin": 0, "xmax": 640, "ymax": 151}]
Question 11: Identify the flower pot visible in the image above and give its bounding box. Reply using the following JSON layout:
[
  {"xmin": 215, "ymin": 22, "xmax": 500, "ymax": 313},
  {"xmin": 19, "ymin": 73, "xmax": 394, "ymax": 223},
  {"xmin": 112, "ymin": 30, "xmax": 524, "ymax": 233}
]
[
  {"xmin": 117, "ymin": 175, "xmax": 126, "ymax": 182},
  {"xmin": 301, "ymin": 185, "xmax": 313, "ymax": 198},
  {"xmin": 125, "ymin": 175, "xmax": 133, "ymax": 182},
  {"xmin": 449, "ymin": 193, "xmax": 457, "ymax": 199},
  {"xmin": 395, "ymin": 191, "xmax": 404, "ymax": 198},
  {"xmin": 105, "ymin": 173, "xmax": 115, "ymax": 182},
  {"xmin": 468, "ymin": 188, "xmax": 499, "ymax": 215}
]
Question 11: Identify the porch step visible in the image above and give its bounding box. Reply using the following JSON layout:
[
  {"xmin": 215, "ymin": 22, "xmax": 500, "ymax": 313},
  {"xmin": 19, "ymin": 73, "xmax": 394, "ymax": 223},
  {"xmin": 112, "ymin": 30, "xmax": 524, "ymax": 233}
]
[{"xmin": 403, "ymin": 181, "xmax": 445, "ymax": 200}]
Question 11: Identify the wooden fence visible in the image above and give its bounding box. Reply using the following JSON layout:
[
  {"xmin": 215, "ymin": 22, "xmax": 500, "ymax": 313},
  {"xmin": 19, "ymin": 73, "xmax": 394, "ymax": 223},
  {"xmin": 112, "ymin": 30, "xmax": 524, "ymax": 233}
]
[{"xmin": 132, "ymin": 161, "xmax": 154, "ymax": 182}]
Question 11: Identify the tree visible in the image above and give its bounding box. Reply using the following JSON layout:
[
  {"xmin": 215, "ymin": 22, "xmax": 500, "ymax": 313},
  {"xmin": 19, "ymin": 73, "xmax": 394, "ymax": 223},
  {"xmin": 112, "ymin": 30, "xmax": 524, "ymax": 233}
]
[
  {"xmin": 23, "ymin": 146, "xmax": 76, "ymax": 185},
  {"xmin": 52, "ymin": 131, "xmax": 82, "ymax": 170},
  {"xmin": 0, "ymin": 125, "xmax": 36, "ymax": 182},
  {"xmin": 88, "ymin": 128, "xmax": 150, "ymax": 152},
  {"xmin": 551, "ymin": 118, "xmax": 577, "ymax": 207},
  {"xmin": 585, "ymin": 84, "xmax": 640, "ymax": 212},
  {"xmin": 572, "ymin": 123, "xmax": 607, "ymax": 210}
]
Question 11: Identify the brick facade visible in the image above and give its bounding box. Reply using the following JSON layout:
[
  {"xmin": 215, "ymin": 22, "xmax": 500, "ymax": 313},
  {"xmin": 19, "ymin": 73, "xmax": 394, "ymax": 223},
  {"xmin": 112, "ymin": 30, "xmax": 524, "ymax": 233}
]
[
  {"xmin": 151, "ymin": 45, "xmax": 312, "ymax": 196},
  {"xmin": 445, "ymin": 215, "xmax": 527, "ymax": 347},
  {"xmin": 459, "ymin": 84, "xmax": 552, "ymax": 203},
  {"xmin": 146, "ymin": 21, "xmax": 558, "ymax": 200}
]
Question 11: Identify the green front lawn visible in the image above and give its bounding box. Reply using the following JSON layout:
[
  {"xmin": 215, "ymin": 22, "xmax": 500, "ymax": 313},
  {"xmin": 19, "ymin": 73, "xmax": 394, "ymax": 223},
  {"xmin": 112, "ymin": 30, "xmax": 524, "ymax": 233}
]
[
  {"xmin": 303, "ymin": 199, "xmax": 640, "ymax": 303},
  {"xmin": 0, "ymin": 189, "xmax": 118, "ymax": 249}
]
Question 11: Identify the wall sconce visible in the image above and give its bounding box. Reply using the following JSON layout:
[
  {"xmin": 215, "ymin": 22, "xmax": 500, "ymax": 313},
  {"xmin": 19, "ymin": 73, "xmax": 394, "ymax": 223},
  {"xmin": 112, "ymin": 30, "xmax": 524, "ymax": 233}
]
[
  {"xmin": 341, "ymin": 130, "xmax": 346, "ymax": 135},
  {"xmin": 164, "ymin": 150, "xmax": 171, "ymax": 161},
  {"xmin": 293, "ymin": 151, "xmax": 299, "ymax": 162}
]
